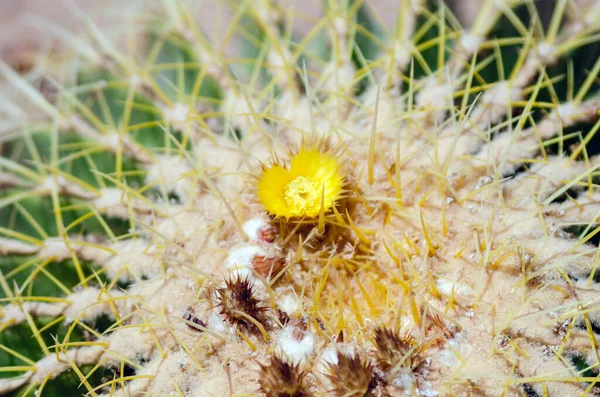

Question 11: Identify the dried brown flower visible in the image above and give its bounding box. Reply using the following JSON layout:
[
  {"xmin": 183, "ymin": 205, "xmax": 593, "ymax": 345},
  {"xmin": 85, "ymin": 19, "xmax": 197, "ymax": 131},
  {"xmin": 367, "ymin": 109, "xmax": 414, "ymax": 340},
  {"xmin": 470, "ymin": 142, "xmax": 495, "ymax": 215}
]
[
  {"xmin": 326, "ymin": 352, "xmax": 376, "ymax": 396},
  {"xmin": 252, "ymin": 255, "xmax": 286, "ymax": 279},
  {"xmin": 374, "ymin": 327, "xmax": 424, "ymax": 372},
  {"xmin": 259, "ymin": 354, "xmax": 307, "ymax": 397},
  {"xmin": 215, "ymin": 276, "xmax": 267, "ymax": 330}
]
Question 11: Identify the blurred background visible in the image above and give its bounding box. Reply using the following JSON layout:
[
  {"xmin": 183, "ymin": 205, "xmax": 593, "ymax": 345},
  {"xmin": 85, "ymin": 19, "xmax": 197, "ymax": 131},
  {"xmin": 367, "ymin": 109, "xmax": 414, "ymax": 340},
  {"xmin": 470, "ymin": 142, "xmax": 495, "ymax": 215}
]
[
  {"xmin": 0, "ymin": 0, "xmax": 495, "ymax": 56},
  {"xmin": 0, "ymin": 0, "xmax": 562, "ymax": 70}
]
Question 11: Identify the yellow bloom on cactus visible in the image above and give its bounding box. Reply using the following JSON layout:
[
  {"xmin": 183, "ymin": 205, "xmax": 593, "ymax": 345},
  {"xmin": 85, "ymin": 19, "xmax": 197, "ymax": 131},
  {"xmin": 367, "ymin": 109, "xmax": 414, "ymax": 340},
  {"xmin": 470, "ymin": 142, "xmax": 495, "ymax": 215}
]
[{"xmin": 258, "ymin": 149, "xmax": 344, "ymax": 218}]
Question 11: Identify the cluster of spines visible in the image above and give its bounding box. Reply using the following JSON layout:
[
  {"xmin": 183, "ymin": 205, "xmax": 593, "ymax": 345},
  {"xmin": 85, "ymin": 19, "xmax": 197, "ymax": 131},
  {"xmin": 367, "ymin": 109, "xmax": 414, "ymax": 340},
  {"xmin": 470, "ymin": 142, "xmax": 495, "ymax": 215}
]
[
  {"xmin": 325, "ymin": 352, "xmax": 379, "ymax": 397},
  {"xmin": 254, "ymin": 326, "xmax": 427, "ymax": 396},
  {"xmin": 258, "ymin": 354, "xmax": 308, "ymax": 397},
  {"xmin": 215, "ymin": 275, "xmax": 268, "ymax": 331},
  {"xmin": 373, "ymin": 326, "xmax": 424, "ymax": 373}
]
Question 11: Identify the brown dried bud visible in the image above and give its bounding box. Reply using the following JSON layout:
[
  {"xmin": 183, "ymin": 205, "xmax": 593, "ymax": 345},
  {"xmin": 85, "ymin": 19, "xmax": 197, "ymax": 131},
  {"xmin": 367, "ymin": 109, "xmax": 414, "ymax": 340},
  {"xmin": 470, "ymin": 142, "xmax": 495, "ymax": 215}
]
[
  {"xmin": 259, "ymin": 225, "xmax": 277, "ymax": 242},
  {"xmin": 326, "ymin": 352, "xmax": 376, "ymax": 396},
  {"xmin": 252, "ymin": 255, "xmax": 286, "ymax": 279},
  {"xmin": 215, "ymin": 276, "xmax": 267, "ymax": 330},
  {"xmin": 259, "ymin": 354, "xmax": 307, "ymax": 397},
  {"xmin": 374, "ymin": 327, "xmax": 424, "ymax": 372}
]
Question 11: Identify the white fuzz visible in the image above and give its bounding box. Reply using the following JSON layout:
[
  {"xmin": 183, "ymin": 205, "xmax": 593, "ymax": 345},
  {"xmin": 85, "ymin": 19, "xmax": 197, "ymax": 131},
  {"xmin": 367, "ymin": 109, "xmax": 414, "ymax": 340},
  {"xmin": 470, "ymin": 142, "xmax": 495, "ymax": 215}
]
[
  {"xmin": 38, "ymin": 175, "xmax": 63, "ymax": 193},
  {"xmin": 29, "ymin": 346, "xmax": 103, "ymax": 385},
  {"xmin": 417, "ymin": 79, "xmax": 453, "ymax": 125},
  {"xmin": 333, "ymin": 16, "xmax": 348, "ymax": 36},
  {"xmin": 93, "ymin": 188, "xmax": 149, "ymax": 219},
  {"xmin": 39, "ymin": 239, "xmax": 72, "ymax": 262},
  {"xmin": 102, "ymin": 133, "xmax": 121, "ymax": 151},
  {"xmin": 320, "ymin": 344, "xmax": 340, "ymax": 365},
  {"xmin": 536, "ymin": 42, "xmax": 556, "ymax": 64},
  {"xmin": 2, "ymin": 304, "xmax": 45, "ymax": 326},
  {"xmin": 435, "ymin": 278, "xmax": 473, "ymax": 299},
  {"xmin": 103, "ymin": 239, "xmax": 156, "ymax": 281},
  {"xmin": 226, "ymin": 245, "xmax": 266, "ymax": 277},
  {"xmin": 163, "ymin": 102, "xmax": 191, "ymax": 131},
  {"xmin": 0, "ymin": 238, "xmax": 39, "ymax": 255},
  {"xmin": 277, "ymin": 294, "xmax": 301, "ymax": 316},
  {"xmin": 145, "ymin": 155, "xmax": 194, "ymax": 201},
  {"xmin": 555, "ymin": 102, "xmax": 579, "ymax": 125},
  {"xmin": 439, "ymin": 332, "xmax": 470, "ymax": 368},
  {"xmin": 64, "ymin": 288, "xmax": 125, "ymax": 321},
  {"xmin": 36, "ymin": 176, "xmax": 94, "ymax": 199},
  {"xmin": 472, "ymin": 81, "xmax": 521, "ymax": 126},
  {"xmin": 277, "ymin": 325, "xmax": 315, "ymax": 364},
  {"xmin": 393, "ymin": 372, "xmax": 417, "ymax": 395},
  {"xmin": 323, "ymin": 62, "xmax": 356, "ymax": 94},
  {"xmin": 460, "ymin": 33, "xmax": 483, "ymax": 54},
  {"xmin": 207, "ymin": 309, "xmax": 230, "ymax": 334},
  {"xmin": 242, "ymin": 217, "xmax": 268, "ymax": 241},
  {"xmin": 393, "ymin": 40, "xmax": 412, "ymax": 67},
  {"xmin": 93, "ymin": 188, "xmax": 126, "ymax": 216}
]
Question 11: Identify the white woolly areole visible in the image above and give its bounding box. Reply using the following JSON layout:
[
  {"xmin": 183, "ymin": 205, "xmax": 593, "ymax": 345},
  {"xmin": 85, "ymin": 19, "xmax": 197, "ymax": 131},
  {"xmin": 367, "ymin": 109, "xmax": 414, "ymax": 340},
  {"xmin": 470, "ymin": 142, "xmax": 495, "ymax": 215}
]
[
  {"xmin": 38, "ymin": 175, "xmax": 65, "ymax": 192},
  {"xmin": 92, "ymin": 188, "xmax": 149, "ymax": 219},
  {"xmin": 102, "ymin": 133, "xmax": 120, "ymax": 151},
  {"xmin": 460, "ymin": 33, "xmax": 483, "ymax": 54},
  {"xmin": 277, "ymin": 325, "xmax": 315, "ymax": 364},
  {"xmin": 1, "ymin": 302, "xmax": 64, "ymax": 326},
  {"xmin": 277, "ymin": 294, "xmax": 301, "ymax": 316},
  {"xmin": 435, "ymin": 278, "xmax": 473, "ymax": 299},
  {"xmin": 320, "ymin": 343, "xmax": 340, "ymax": 365},
  {"xmin": 323, "ymin": 62, "xmax": 356, "ymax": 94},
  {"xmin": 417, "ymin": 79, "xmax": 453, "ymax": 125},
  {"xmin": 145, "ymin": 155, "xmax": 194, "ymax": 201},
  {"xmin": 393, "ymin": 40, "xmax": 412, "ymax": 66},
  {"xmin": 207, "ymin": 309, "xmax": 232, "ymax": 335},
  {"xmin": 418, "ymin": 81, "xmax": 452, "ymax": 108},
  {"xmin": 242, "ymin": 218, "xmax": 268, "ymax": 241},
  {"xmin": 0, "ymin": 238, "xmax": 39, "ymax": 255},
  {"xmin": 536, "ymin": 42, "xmax": 556, "ymax": 63},
  {"xmin": 393, "ymin": 372, "xmax": 417, "ymax": 395},
  {"xmin": 472, "ymin": 81, "xmax": 521, "ymax": 126},
  {"xmin": 29, "ymin": 346, "xmax": 103, "ymax": 385},
  {"xmin": 554, "ymin": 102, "xmax": 580, "ymax": 125},
  {"xmin": 226, "ymin": 245, "xmax": 266, "ymax": 274},
  {"xmin": 333, "ymin": 16, "xmax": 348, "ymax": 36},
  {"xmin": 39, "ymin": 239, "xmax": 72, "ymax": 262},
  {"xmin": 162, "ymin": 102, "xmax": 190, "ymax": 131},
  {"xmin": 439, "ymin": 332, "xmax": 469, "ymax": 368},
  {"xmin": 64, "ymin": 288, "xmax": 125, "ymax": 322},
  {"xmin": 93, "ymin": 188, "xmax": 126, "ymax": 212},
  {"xmin": 103, "ymin": 239, "xmax": 156, "ymax": 281}
]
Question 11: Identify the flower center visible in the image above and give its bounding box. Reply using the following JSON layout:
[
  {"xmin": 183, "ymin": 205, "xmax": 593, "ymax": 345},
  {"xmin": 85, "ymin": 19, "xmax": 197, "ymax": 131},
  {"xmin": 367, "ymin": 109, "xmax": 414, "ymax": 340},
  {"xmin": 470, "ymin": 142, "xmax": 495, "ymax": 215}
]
[{"xmin": 284, "ymin": 176, "xmax": 320, "ymax": 215}]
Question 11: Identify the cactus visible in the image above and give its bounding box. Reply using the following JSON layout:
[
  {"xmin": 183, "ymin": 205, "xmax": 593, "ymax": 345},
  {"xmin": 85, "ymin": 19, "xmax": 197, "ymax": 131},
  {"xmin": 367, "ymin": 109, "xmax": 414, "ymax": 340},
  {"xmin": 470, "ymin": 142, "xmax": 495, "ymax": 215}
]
[{"xmin": 1, "ymin": 0, "xmax": 600, "ymax": 395}]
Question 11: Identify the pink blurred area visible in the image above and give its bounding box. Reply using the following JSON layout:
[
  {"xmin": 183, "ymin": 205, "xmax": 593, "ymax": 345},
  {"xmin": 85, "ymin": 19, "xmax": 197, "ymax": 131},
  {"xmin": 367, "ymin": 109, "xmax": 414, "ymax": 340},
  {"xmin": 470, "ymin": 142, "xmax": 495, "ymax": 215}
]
[{"xmin": 0, "ymin": 0, "xmax": 482, "ymax": 66}]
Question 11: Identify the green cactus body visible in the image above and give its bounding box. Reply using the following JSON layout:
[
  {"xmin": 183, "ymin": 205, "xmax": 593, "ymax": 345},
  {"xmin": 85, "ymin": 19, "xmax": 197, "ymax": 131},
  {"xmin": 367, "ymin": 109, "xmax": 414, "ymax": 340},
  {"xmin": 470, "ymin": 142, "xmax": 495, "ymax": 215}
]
[{"xmin": 1, "ymin": 1, "xmax": 600, "ymax": 396}]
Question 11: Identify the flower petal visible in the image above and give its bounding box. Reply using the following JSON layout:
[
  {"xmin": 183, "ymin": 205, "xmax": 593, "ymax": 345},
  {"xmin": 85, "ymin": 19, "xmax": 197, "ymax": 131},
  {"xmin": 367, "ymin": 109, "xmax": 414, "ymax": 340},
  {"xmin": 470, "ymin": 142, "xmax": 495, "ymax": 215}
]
[{"xmin": 257, "ymin": 165, "xmax": 294, "ymax": 217}]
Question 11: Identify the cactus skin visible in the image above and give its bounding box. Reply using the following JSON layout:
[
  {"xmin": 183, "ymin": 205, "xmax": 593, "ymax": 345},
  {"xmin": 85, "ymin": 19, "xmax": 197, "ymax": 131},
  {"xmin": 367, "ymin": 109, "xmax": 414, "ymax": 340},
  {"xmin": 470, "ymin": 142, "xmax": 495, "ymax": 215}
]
[{"xmin": 1, "ymin": 0, "xmax": 600, "ymax": 396}]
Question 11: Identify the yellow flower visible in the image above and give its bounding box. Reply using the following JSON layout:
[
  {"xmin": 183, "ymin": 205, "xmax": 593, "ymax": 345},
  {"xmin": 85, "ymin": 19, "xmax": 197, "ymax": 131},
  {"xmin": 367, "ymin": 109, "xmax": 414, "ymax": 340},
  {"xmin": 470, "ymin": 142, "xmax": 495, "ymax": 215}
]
[{"xmin": 258, "ymin": 149, "xmax": 344, "ymax": 219}]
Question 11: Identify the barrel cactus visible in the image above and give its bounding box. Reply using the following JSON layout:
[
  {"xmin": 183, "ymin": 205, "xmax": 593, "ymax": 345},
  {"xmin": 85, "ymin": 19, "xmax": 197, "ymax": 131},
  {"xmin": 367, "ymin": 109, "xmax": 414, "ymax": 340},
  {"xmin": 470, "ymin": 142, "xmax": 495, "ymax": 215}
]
[{"xmin": 1, "ymin": 0, "xmax": 600, "ymax": 395}]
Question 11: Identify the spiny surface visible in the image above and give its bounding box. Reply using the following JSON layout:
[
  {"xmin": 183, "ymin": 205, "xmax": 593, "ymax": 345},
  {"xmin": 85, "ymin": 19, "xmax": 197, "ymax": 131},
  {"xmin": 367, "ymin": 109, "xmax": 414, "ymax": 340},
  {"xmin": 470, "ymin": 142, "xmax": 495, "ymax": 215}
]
[{"xmin": 1, "ymin": 0, "xmax": 600, "ymax": 396}]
